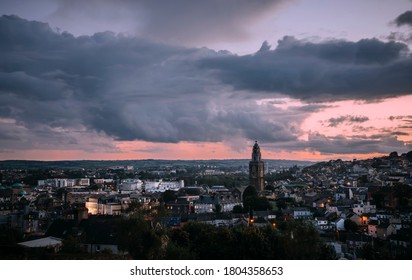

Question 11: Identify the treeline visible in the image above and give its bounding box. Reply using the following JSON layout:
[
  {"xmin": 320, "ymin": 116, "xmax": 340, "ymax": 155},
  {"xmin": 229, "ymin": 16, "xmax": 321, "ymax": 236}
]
[{"xmin": 117, "ymin": 215, "xmax": 336, "ymax": 260}]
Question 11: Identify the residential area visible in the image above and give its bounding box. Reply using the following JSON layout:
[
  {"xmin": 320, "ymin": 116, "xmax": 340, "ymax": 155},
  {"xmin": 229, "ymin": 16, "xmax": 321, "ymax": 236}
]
[{"xmin": 0, "ymin": 151, "xmax": 411, "ymax": 259}]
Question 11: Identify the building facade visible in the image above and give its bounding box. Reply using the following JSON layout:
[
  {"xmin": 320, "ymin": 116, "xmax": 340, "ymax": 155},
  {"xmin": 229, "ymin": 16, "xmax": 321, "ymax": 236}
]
[{"xmin": 249, "ymin": 141, "xmax": 265, "ymax": 194}]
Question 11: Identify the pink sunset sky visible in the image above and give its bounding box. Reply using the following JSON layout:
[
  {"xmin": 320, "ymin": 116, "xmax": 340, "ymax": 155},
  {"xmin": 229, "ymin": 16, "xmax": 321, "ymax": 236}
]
[{"xmin": 1, "ymin": 0, "xmax": 412, "ymax": 161}]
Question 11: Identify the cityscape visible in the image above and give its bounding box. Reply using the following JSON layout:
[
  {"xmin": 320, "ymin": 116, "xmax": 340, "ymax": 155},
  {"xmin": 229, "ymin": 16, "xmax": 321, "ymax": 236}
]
[
  {"xmin": 1, "ymin": 142, "xmax": 412, "ymax": 259},
  {"xmin": 1, "ymin": 0, "xmax": 412, "ymax": 261}
]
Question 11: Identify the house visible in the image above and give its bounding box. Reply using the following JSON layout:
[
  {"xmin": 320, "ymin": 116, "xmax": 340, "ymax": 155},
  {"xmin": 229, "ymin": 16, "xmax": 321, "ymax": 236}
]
[
  {"xmin": 166, "ymin": 198, "xmax": 192, "ymax": 215},
  {"xmin": 216, "ymin": 193, "xmax": 242, "ymax": 212},
  {"xmin": 335, "ymin": 189, "xmax": 347, "ymax": 200},
  {"xmin": 293, "ymin": 207, "xmax": 312, "ymax": 219},
  {"xmin": 390, "ymin": 231, "xmax": 412, "ymax": 249},
  {"xmin": 283, "ymin": 207, "xmax": 312, "ymax": 220},
  {"xmin": 331, "ymin": 217, "xmax": 345, "ymax": 231},
  {"xmin": 325, "ymin": 203, "xmax": 339, "ymax": 215},
  {"xmin": 389, "ymin": 216, "xmax": 402, "ymax": 231},
  {"xmin": 17, "ymin": 236, "xmax": 62, "ymax": 253},
  {"xmin": 346, "ymin": 233, "xmax": 373, "ymax": 250},
  {"xmin": 314, "ymin": 217, "xmax": 333, "ymax": 230},
  {"xmin": 352, "ymin": 201, "xmax": 376, "ymax": 215},
  {"xmin": 376, "ymin": 211, "xmax": 393, "ymax": 221},
  {"xmin": 79, "ymin": 216, "xmax": 123, "ymax": 254},
  {"xmin": 313, "ymin": 198, "xmax": 329, "ymax": 209},
  {"xmin": 347, "ymin": 213, "xmax": 363, "ymax": 226},
  {"xmin": 193, "ymin": 195, "xmax": 219, "ymax": 213},
  {"xmin": 193, "ymin": 194, "xmax": 242, "ymax": 214},
  {"xmin": 368, "ymin": 220, "xmax": 396, "ymax": 239},
  {"xmin": 376, "ymin": 223, "xmax": 396, "ymax": 240},
  {"xmin": 367, "ymin": 220, "xmax": 379, "ymax": 237},
  {"xmin": 86, "ymin": 195, "xmax": 131, "ymax": 216}
]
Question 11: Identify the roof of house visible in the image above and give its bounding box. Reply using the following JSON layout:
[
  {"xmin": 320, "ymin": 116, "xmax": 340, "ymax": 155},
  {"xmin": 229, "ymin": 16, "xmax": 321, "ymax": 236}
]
[
  {"xmin": 18, "ymin": 237, "xmax": 62, "ymax": 248},
  {"xmin": 45, "ymin": 219, "xmax": 77, "ymax": 238},
  {"xmin": 193, "ymin": 195, "xmax": 219, "ymax": 205},
  {"xmin": 79, "ymin": 216, "xmax": 121, "ymax": 245}
]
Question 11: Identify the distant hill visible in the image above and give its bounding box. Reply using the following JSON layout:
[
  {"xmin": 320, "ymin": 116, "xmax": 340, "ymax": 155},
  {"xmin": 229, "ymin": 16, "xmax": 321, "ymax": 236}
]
[{"xmin": 0, "ymin": 159, "xmax": 314, "ymax": 170}]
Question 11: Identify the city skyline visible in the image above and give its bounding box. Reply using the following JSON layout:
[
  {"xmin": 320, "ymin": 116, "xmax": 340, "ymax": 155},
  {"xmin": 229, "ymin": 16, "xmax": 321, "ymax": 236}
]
[{"xmin": 1, "ymin": 0, "xmax": 412, "ymax": 161}]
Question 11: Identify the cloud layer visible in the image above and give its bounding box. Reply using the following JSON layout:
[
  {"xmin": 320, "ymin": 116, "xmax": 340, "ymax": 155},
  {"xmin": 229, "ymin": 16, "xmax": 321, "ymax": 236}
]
[
  {"xmin": 0, "ymin": 16, "xmax": 312, "ymax": 152},
  {"xmin": 200, "ymin": 37, "xmax": 412, "ymax": 102},
  {"xmin": 1, "ymin": 15, "xmax": 411, "ymax": 157},
  {"xmin": 38, "ymin": 0, "xmax": 286, "ymax": 46}
]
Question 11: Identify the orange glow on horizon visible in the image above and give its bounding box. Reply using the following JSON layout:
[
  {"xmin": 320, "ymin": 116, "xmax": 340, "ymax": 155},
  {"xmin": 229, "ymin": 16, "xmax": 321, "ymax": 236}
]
[{"xmin": 2, "ymin": 141, "xmax": 388, "ymax": 162}]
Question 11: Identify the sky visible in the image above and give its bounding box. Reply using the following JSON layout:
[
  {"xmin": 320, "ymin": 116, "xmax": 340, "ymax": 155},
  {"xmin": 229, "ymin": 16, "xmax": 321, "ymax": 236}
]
[{"xmin": 1, "ymin": 0, "xmax": 412, "ymax": 161}]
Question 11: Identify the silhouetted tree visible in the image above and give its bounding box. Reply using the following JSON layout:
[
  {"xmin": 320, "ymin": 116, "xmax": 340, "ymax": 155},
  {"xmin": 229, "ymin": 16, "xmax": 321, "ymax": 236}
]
[
  {"xmin": 389, "ymin": 151, "xmax": 399, "ymax": 158},
  {"xmin": 406, "ymin": 150, "xmax": 412, "ymax": 162},
  {"xmin": 160, "ymin": 190, "xmax": 177, "ymax": 203},
  {"xmin": 117, "ymin": 214, "xmax": 166, "ymax": 259},
  {"xmin": 232, "ymin": 205, "xmax": 244, "ymax": 213}
]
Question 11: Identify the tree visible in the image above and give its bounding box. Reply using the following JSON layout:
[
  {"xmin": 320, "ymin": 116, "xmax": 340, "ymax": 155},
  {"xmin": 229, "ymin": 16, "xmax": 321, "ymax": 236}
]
[
  {"xmin": 242, "ymin": 186, "xmax": 272, "ymax": 211},
  {"xmin": 279, "ymin": 221, "xmax": 336, "ymax": 259},
  {"xmin": 394, "ymin": 183, "xmax": 412, "ymax": 210},
  {"xmin": 61, "ymin": 235, "xmax": 87, "ymax": 255},
  {"xmin": 389, "ymin": 151, "xmax": 399, "ymax": 158},
  {"xmin": 161, "ymin": 190, "xmax": 177, "ymax": 203},
  {"xmin": 232, "ymin": 205, "xmax": 244, "ymax": 213},
  {"xmin": 254, "ymin": 197, "xmax": 273, "ymax": 211},
  {"xmin": 124, "ymin": 200, "xmax": 143, "ymax": 214},
  {"xmin": 276, "ymin": 199, "xmax": 287, "ymax": 210},
  {"xmin": 117, "ymin": 215, "xmax": 166, "ymax": 259},
  {"xmin": 406, "ymin": 150, "xmax": 412, "ymax": 162},
  {"xmin": 243, "ymin": 185, "xmax": 258, "ymax": 200},
  {"xmin": 372, "ymin": 191, "xmax": 385, "ymax": 209}
]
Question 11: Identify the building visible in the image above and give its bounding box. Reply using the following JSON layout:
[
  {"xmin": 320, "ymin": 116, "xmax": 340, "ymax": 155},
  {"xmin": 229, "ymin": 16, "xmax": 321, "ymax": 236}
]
[
  {"xmin": 249, "ymin": 141, "xmax": 265, "ymax": 194},
  {"xmin": 85, "ymin": 195, "xmax": 130, "ymax": 215},
  {"xmin": 144, "ymin": 179, "xmax": 184, "ymax": 193},
  {"xmin": 118, "ymin": 179, "xmax": 143, "ymax": 192}
]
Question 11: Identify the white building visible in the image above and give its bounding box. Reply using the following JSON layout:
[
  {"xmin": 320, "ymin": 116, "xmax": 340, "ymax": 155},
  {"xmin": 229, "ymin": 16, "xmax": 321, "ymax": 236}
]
[
  {"xmin": 144, "ymin": 179, "xmax": 184, "ymax": 193},
  {"xmin": 352, "ymin": 201, "xmax": 377, "ymax": 215},
  {"xmin": 118, "ymin": 179, "xmax": 143, "ymax": 192},
  {"xmin": 37, "ymin": 178, "xmax": 89, "ymax": 187},
  {"xmin": 78, "ymin": 178, "xmax": 90, "ymax": 186},
  {"xmin": 94, "ymin": 179, "xmax": 114, "ymax": 184}
]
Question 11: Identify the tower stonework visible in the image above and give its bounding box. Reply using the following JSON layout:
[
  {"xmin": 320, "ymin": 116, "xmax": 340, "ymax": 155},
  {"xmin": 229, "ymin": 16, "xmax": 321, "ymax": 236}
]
[{"xmin": 249, "ymin": 141, "xmax": 265, "ymax": 194}]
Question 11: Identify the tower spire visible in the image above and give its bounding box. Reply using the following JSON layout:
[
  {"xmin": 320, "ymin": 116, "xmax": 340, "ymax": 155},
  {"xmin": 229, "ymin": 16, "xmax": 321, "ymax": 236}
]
[
  {"xmin": 251, "ymin": 141, "xmax": 261, "ymax": 161},
  {"xmin": 249, "ymin": 141, "xmax": 265, "ymax": 194}
]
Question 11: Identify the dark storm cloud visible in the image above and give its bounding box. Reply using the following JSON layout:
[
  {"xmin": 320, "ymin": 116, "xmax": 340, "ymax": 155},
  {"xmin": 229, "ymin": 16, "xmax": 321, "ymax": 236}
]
[
  {"xmin": 200, "ymin": 36, "xmax": 412, "ymax": 102},
  {"xmin": 395, "ymin": 11, "xmax": 412, "ymax": 27},
  {"xmin": 46, "ymin": 0, "xmax": 285, "ymax": 44},
  {"xmin": 324, "ymin": 115, "xmax": 369, "ymax": 127},
  {"xmin": 1, "ymin": 15, "xmax": 412, "ymax": 156},
  {"xmin": 0, "ymin": 15, "xmax": 305, "ymax": 150}
]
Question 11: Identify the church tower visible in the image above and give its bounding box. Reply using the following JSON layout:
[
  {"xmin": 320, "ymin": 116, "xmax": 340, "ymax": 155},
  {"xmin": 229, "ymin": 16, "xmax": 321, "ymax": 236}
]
[{"xmin": 249, "ymin": 141, "xmax": 265, "ymax": 194}]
